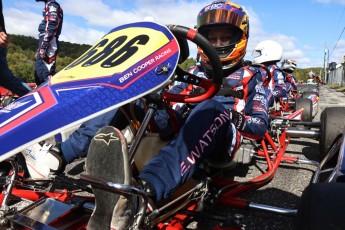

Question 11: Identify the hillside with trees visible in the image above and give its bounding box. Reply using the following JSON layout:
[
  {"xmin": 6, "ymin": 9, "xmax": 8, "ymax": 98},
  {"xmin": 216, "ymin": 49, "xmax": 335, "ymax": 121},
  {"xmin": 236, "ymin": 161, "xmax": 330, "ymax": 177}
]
[
  {"xmin": 6, "ymin": 34, "xmax": 322, "ymax": 84},
  {"xmin": 7, "ymin": 34, "xmax": 92, "ymax": 83}
]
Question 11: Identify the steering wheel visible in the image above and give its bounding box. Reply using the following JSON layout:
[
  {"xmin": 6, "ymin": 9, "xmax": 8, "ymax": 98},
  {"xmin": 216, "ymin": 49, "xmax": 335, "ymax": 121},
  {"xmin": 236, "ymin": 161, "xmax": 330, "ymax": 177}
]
[{"xmin": 163, "ymin": 25, "xmax": 223, "ymax": 103}]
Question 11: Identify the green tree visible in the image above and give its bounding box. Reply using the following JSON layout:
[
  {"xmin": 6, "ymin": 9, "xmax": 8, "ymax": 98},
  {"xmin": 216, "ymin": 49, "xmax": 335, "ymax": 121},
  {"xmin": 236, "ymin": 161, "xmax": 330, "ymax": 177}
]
[
  {"xmin": 5, "ymin": 33, "xmax": 324, "ymax": 85},
  {"xmin": 6, "ymin": 34, "xmax": 91, "ymax": 83},
  {"xmin": 179, "ymin": 57, "xmax": 196, "ymax": 70}
]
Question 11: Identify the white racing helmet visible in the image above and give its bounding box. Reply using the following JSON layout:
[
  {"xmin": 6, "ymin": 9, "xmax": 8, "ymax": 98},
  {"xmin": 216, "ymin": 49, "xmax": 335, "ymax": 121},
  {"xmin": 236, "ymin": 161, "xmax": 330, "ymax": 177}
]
[
  {"xmin": 252, "ymin": 40, "xmax": 283, "ymax": 64},
  {"xmin": 281, "ymin": 59, "xmax": 297, "ymax": 73}
]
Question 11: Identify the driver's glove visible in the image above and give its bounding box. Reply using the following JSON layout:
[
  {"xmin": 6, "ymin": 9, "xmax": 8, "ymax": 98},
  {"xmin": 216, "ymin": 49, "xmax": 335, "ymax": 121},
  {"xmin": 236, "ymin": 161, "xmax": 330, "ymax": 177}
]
[
  {"xmin": 228, "ymin": 109, "xmax": 246, "ymax": 131},
  {"xmin": 38, "ymin": 41, "xmax": 49, "ymax": 59}
]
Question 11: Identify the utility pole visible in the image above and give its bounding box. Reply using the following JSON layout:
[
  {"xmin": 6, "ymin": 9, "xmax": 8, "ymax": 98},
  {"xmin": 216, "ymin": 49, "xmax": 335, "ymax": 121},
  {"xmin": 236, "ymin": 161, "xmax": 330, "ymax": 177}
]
[{"xmin": 323, "ymin": 44, "xmax": 329, "ymax": 83}]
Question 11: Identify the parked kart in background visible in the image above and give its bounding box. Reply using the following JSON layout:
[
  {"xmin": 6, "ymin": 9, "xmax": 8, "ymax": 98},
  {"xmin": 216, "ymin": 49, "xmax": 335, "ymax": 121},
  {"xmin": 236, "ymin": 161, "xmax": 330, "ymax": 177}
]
[
  {"xmin": 0, "ymin": 21, "xmax": 344, "ymax": 230},
  {"xmin": 0, "ymin": 83, "xmax": 36, "ymax": 109},
  {"xmin": 298, "ymin": 80, "xmax": 319, "ymax": 95},
  {"xmin": 297, "ymin": 80, "xmax": 320, "ymax": 121},
  {"xmin": 306, "ymin": 79, "xmax": 318, "ymax": 85}
]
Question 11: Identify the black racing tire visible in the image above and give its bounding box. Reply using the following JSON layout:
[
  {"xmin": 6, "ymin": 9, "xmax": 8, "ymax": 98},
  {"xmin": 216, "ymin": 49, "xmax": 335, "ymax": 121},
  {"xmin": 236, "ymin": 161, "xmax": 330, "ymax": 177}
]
[
  {"xmin": 295, "ymin": 98, "xmax": 313, "ymax": 122},
  {"xmin": 295, "ymin": 183, "xmax": 345, "ymax": 230},
  {"xmin": 302, "ymin": 92, "xmax": 319, "ymax": 118},
  {"xmin": 287, "ymin": 99, "xmax": 296, "ymax": 111},
  {"xmin": 319, "ymin": 107, "xmax": 345, "ymax": 158}
]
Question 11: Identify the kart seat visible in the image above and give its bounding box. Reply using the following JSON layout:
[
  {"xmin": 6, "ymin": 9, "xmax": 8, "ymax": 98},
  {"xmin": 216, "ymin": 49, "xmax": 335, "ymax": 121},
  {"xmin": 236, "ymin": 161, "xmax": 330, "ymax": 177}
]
[{"xmin": 134, "ymin": 133, "xmax": 169, "ymax": 172}]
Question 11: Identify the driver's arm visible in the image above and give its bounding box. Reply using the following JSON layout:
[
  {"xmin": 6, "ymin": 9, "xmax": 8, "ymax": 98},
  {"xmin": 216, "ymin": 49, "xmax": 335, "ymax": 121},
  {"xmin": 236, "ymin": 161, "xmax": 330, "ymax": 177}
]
[
  {"xmin": 167, "ymin": 65, "xmax": 206, "ymax": 94},
  {"xmin": 272, "ymin": 69, "xmax": 288, "ymax": 98},
  {"xmin": 242, "ymin": 72, "xmax": 269, "ymax": 136}
]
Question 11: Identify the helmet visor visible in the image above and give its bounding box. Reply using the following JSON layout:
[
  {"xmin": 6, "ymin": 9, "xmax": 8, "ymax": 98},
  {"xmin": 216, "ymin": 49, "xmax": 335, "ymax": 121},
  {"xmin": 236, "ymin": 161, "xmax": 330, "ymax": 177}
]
[
  {"xmin": 252, "ymin": 50, "xmax": 261, "ymax": 58},
  {"xmin": 204, "ymin": 26, "xmax": 243, "ymax": 46}
]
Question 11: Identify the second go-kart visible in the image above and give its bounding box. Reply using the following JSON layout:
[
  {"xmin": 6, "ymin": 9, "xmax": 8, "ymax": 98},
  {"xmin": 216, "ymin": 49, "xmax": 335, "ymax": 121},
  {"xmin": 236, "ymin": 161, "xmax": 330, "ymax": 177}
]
[
  {"xmin": 269, "ymin": 88, "xmax": 319, "ymax": 122},
  {"xmin": 0, "ymin": 21, "xmax": 344, "ymax": 230}
]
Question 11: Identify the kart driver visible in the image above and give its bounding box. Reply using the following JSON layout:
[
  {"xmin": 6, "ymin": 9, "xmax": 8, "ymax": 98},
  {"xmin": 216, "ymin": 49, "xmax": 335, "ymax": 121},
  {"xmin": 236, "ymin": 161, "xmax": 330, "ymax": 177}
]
[
  {"xmin": 88, "ymin": 2, "xmax": 271, "ymax": 228},
  {"xmin": 22, "ymin": 1, "xmax": 270, "ymax": 229},
  {"xmin": 252, "ymin": 40, "xmax": 288, "ymax": 107},
  {"xmin": 308, "ymin": 70, "xmax": 315, "ymax": 79},
  {"xmin": 281, "ymin": 58, "xmax": 298, "ymax": 95},
  {"xmin": 308, "ymin": 70, "xmax": 322, "ymax": 85},
  {"xmin": 34, "ymin": 0, "xmax": 63, "ymax": 86}
]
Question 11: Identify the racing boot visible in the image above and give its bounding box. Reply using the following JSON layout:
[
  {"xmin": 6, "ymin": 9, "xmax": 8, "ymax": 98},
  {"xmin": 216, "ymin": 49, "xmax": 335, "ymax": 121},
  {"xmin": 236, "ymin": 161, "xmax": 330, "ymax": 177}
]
[
  {"xmin": 22, "ymin": 142, "xmax": 66, "ymax": 180},
  {"xmin": 86, "ymin": 126, "xmax": 136, "ymax": 230}
]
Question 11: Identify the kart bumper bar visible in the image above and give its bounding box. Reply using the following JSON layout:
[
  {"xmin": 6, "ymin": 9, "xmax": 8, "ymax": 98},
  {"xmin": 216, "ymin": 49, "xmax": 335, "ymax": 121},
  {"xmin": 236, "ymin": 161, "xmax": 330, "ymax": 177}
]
[
  {"xmin": 80, "ymin": 174, "xmax": 148, "ymax": 228},
  {"xmin": 249, "ymin": 202, "xmax": 297, "ymax": 216}
]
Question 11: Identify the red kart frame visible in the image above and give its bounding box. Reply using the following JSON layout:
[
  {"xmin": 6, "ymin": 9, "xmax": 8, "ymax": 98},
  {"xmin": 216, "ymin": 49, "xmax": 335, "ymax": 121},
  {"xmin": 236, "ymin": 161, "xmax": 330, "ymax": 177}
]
[{"xmin": 1, "ymin": 112, "xmax": 314, "ymax": 230}]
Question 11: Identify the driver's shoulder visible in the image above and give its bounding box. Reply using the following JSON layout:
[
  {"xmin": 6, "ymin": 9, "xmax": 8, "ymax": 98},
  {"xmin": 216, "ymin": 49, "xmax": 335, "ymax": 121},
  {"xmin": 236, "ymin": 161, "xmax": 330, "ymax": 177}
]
[{"xmin": 241, "ymin": 64, "xmax": 267, "ymax": 81}]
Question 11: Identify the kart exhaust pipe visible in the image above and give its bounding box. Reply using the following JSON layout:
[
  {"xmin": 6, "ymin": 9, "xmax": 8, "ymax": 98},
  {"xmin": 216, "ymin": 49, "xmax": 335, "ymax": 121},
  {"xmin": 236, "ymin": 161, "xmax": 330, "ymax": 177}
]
[{"xmin": 286, "ymin": 129, "xmax": 320, "ymax": 138}]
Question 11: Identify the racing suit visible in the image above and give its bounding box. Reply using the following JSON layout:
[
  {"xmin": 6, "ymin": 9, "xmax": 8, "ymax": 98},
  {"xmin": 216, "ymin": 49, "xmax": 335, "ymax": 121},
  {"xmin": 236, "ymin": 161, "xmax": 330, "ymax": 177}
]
[
  {"xmin": 283, "ymin": 72, "xmax": 297, "ymax": 95},
  {"xmin": 266, "ymin": 64, "xmax": 288, "ymax": 107},
  {"xmin": 139, "ymin": 64, "xmax": 269, "ymax": 201},
  {"xmin": 0, "ymin": 0, "xmax": 31, "ymax": 96},
  {"xmin": 59, "ymin": 102, "xmax": 177, "ymax": 163},
  {"xmin": 34, "ymin": 0, "xmax": 63, "ymax": 86}
]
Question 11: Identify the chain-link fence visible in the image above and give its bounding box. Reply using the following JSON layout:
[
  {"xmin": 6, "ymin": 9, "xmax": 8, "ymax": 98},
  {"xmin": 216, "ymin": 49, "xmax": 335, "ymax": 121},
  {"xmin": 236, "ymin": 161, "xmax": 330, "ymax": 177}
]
[{"xmin": 326, "ymin": 63, "xmax": 345, "ymax": 86}]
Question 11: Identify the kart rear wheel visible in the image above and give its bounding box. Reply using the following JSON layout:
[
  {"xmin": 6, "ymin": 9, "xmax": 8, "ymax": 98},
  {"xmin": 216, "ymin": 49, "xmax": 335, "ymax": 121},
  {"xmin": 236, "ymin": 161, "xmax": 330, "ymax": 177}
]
[
  {"xmin": 295, "ymin": 98, "xmax": 312, "ymax": 121},
  {"xmin": 319, "ymin": 107, "xmax": 345, "ymax": 158},
  {"xmin": 295, "ymin": 183, "xmax": 345, "ymax": 230},
  {"xmin": 302, "ymin": 92, "xmax": 319, "ymax": 118}
]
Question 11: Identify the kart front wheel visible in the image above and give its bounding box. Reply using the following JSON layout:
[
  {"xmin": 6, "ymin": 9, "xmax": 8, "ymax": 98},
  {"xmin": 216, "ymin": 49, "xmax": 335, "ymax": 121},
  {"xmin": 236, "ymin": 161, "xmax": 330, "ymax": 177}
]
[
  {"xmin": 295, "ymin": 98, "xmax": 312, "ymax": 122},
  {"xmin": 295, "ymin": 183, "xmax": 345, "ymax": 230},
  {"xmin": 319, "ymin": 107, "xmax": 345, "ymax": 158},
  {"xmin": 302, "ymin": 92, "xmax": 319, "ymax": 118}
]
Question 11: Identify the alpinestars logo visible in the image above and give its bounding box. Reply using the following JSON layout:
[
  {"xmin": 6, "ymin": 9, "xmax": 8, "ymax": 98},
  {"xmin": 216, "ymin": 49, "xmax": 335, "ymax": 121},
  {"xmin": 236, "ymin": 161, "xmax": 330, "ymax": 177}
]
[{"xmin": 94, "ymin": 133, "xmax": 119, "ymax": 145}]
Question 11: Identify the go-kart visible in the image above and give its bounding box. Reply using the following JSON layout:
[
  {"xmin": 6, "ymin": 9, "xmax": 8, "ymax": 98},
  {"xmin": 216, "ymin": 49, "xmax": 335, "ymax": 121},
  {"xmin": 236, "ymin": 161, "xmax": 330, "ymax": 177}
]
[
  {"xmin": 297, "ymin": 81, "xmax": 319, "ymax": 97},
  {"xmin": 269, "ymin": 88, "xmax": 319, "ymax": 122},
  {"xmin": 0, "ymin": 21, "xmax": 344, "ymax": 230}
]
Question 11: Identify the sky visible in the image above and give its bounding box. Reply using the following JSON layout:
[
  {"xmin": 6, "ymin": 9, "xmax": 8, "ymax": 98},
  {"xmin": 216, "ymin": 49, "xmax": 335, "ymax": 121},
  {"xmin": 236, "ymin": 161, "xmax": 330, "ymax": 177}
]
[{"xmin": 3, "ymin": 0, "xmax": 345, "ymax": 68}]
